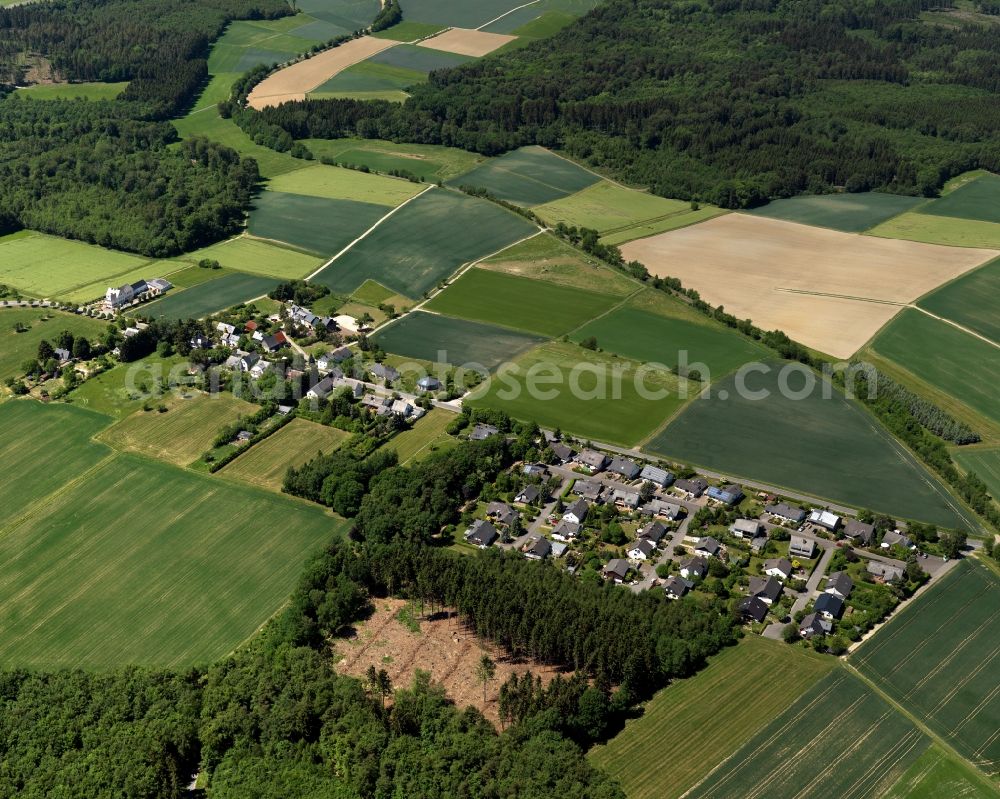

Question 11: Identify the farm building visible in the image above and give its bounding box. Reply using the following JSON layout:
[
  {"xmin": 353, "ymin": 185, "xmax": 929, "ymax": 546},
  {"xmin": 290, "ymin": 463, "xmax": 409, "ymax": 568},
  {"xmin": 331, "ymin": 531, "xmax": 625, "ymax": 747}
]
[{"xmin": 103, "ymin": 277, "xmax": 171, "ymax": 312}]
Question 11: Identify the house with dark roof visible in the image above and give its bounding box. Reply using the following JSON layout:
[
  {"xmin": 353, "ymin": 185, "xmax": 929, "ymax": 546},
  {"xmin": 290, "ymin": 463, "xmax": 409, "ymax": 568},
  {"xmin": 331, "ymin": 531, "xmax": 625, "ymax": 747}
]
[
  {"xmin": 603, "ymin": 558, "xmax": 633, "ymax": 583},
  {"xmin": 738, "ymin": 596, "xmax": 769, "ymax": 623},
  {"xmin": 750, "ymin": 534, "xmax": 769, "ymax": 554},
  {"xmin": 707, "ymin": 483, "xmax": 744, "ymax": 505},
  {"xmin": 694, "ymin": 536, "xmax": 722, "ymax": 559},
  {"xmin": 514, "ymin": 485, "xmax": 541, "ymax": 505},
  {"xmin": 763, "ymin": 558, "xmax": 793, "ymax": 581},
  {"xmin": 522, "ymin": 463, "xmax": 548, "ymax": 478},
  {"xmin": 881, "ymin": 530, "xmax": 914, "ymax": 550},
  {"xmin": 470, "ymin": 423, "xmax": 500, "ymax": 441},
  {"xmin": 663, "ymin": 576, "xmax": 693, "ymax": 600},
  {"xmin": 523, "ymin": 536, "xmax": 552, "ymax": 560},
  {"xmin": 765, "ymin": 502, "xmax": 807, "ymax": 525},
  {"xmin": 316, "ymin": 347, "xmax": 352, "ymax": 372},
  {"xmin": 465, "ymin": 519, "xmax": 498, "ymax": 548},
  {"xmin": 550, "ymin": 443, "xmax": 574, "ymax": 463},
  {"xmin": 574, "ymin": 480, "xmax": 604, "ymax": 501},
  {"xmin": 639, "ymin": 464, "xmax": 674, "ymax": 488},
  {"xmin": 611, "ymin": 488, "xmax": 640, "ymax": 510},
  {"xmin": 627, "ymin": 538, "xmax": 656, "ymax": 561},
  {"xmin": 575, "ymin": 449, "xmax": 609, "ymax": 472},
  {"xmin": 824, "ymin": 571, "xmax": 853, "ymax": 599},
  {"xmin": 551, "ymin": 520, "xmax": 580, "ymax": 541},
  {"xmin": 814, "ymin": 592, "xmax": 844, "ymax": 620},
  {"xmin": 789, "ymin": 535, "xmax": 817, "ymax": 559},
  {"xmin": 638, "ymin": 521, "xmax": 667, "ymax": 545},
  {"xmin": 674, "ymin": 477, "xmax": 708, "ymax": 498},
  {"xmin": 799, "ymin": 612, "xmax": 831, "ymax": 638},
  {"xmin": 867, "ymin": 561, "xmax": 904, "ymax": 583},
  {"xmin": 370, "ymin": 363, "xmax": 399, "ymax": 383},
  {"xmin": 563, "ymin": 498, "xmax": 590, "ymax": 525},
  {"xmin": 487, "ymin": 502, "xmax": 519, "ymax": 528},
  {"xmin": 416, "ymin": 375, "xmax": 440, "ymax": 392},
  {"xmin": 306, "ymin": 376, "xmax": 338, "ymax": 400},
  {"xmin": 608, "ymin": 457, "xmax": 641, "ymax": 480},
  {"xmin": 730, "ymin": 518, "xmax": 763, "ymax": 539},
  {"xmin": 641, "ymin": 499, "xmax": 684, "ymax": 520},
  {"xmin": 843, "ymin": 519, "xmax": 875, "ymax": 546},
  {"xmin": 748, "ymin": 575, "xmax": 783, "ymax": 605},
  {"xmin": 261, "ymin": 332, "xmax": 289, "ymax": 353},
  {"xmin": 680, "ymin": 557, "xmax": 708, "ymax": 580}
]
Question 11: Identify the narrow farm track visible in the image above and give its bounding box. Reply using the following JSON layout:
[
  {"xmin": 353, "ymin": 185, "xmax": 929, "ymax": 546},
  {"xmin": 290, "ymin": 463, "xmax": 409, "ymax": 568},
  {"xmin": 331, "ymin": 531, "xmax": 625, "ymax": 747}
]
[{"xmin": 911, "ymin": 303, "xmax": 1000, "ymax": 350}]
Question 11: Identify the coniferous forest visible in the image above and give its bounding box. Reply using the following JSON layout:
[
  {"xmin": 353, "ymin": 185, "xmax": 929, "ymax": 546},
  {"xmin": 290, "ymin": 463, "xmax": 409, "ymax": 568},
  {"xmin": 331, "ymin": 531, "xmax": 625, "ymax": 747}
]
[{"xmin": 257, "ymin": 0, "xmax": 1000, "ymax": 206}]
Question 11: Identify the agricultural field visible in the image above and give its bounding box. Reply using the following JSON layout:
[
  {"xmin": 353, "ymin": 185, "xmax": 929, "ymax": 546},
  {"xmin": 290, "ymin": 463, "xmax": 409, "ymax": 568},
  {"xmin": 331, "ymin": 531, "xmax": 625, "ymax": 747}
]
[
  {"xmin": 480, "ymin": 0, "xmax": 603, "ymax": 33},
  {"xmin": 0, "ymin": 230, "xmax": 152, "ymax": 299},
  {"xmin": 917, "ymin": 256, "xmax": 1000, "ymax": 344},
  {"xmin": 308, "ymin": 60, "xmax": 424, "ymax": 100},
  {"xmin": 372, "ymin": 311, "xmax": 543, "ymax": 370},
  {"xmin": 468, "ymin": 340, "xmax": 691, "ymax": 446},
  {"xmin": 570, "ymin": 297, "xmax": 769, "ymax": 378},
  {"xmin": 922, "ymin": 172, "xmax": 1000, "ymax": 224},
  {"xmin": 853, "ymin": 559, "xmax": 1000, "ymax": 774},
  {"xmin": 221, "ymin": 417, "xmax": 350, "ymax": 491},
  {"xmin": 868, "ymin": 212, "xmax": 1000, "ymax": 249},
  {"xmin": 266, "ymin": 163, "xmax": 422, "ymax": 205},
  {"xmin": 311, "ymin": 187, "xmax": 538, "ymax": 297},
  {"xmin": 423, "ymin": 267, "xmax": 620, "ymax": 337},
  {"xmin": 366, "ymin": 43, "xmax": 475, "ymax": 73},
  {"xmin": 687, "ymin": 670, "xmax": 930, "ymax": 799},
  {"xmin": 620, "ymin": 213, "xmax": 998, "ymax": 358},
  {"xmin": 745, "ymin": 191, "xmax": 923, "ymax": 232},
  {"xmin": 98, "ymin": 393, "xmax": 256, "ymax": 467},
  {"xmin": 145, "ymin": 272, "xmax": 279, "ymax": 320},
  {"xmin": 480, "ymin": 233, "xmax": 637, "ymax": 296},
  {"xmin": 376, "ymin": 408, "xmax": 457, "ymax": 465},
  {"xmin": 247, "ymin": 191, "xmax": 387, "ymax": 257},
  {"xmin": 883, "ymin": 746, "xmax": 1000, "ymax": 799},
  {"xmin": 178, "ymin": 236, "xmax": 321, "ymax": 280},
  {"xmin": 954, "ymin": 447, "xmax": 1000, "ymax": 500},
  {"xmin": 868, "ymin": 309, "xmax": 1000, "ymax": 426},
  {"xmin": 303, "ymin": 138, "xmax": 483, "ymax": 181},
  {"xmin": 589, "ymin": 637, "xmax": 834, "ymax": 799},
  {"xmin": 0, "ymin": 309, "xmax": 107, "ymax": 382},
  {"xmin": 64, "ymin": 354, "xmax": 186, "ymax": 419},
  {"xmin": 648, "ymin": 362, "xmax": 976, "ymax": 529},
  {"xmin": 369, "ymin": 20, "xmax": 446, "ymax": 41},
  {"xmin": 417, "ymin": 28, "xmax": 516, "ymax": 57},
  {"xmin": 448, "ymin": 146, "xmax": 599, "ymax": 207},
  {"xmin": 395, "ymin": 0, "xmax": 538, "ymax": 28},
  {"xmin": 534, "ymin": 181, "xmax": 724, "ymax": 243},
  {"xmin": 14, "ymin": 81, "xmax": 128, "ymax": 100}
]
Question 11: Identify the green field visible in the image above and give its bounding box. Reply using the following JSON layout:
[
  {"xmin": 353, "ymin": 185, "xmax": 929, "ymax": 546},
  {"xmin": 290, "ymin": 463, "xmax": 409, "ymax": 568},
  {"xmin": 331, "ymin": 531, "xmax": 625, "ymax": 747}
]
[
  {"xmin": 367, "ymin": 43, "xmax": 474, "ymax": 73},
  {"xmin": 372, "ymin": 310, "xmax": 543, "ymax": 370},
  {"xmin": 648, "ymin": 361, "xmax": 976, "ymax": 529},
  {"xmin": 883, "ymin": 746, "xmax": 1000, "ymax": 799},
  {"xmin": 918, "ymin": 257, "xmax": 1000, "ymax": 344},
  {"xmin": 247, "ymin": 191, "xmax": 387, "ymax": 257},
  {"xmin": 534, "ymin": 181, "xmax": 725, "ymax": 244},
  {"xmin": 468, "ymin": 340, "xmax": 691, "ymax": 446},
  {"xmin": 954, "ymin": 447, "xmax": 1000, "ymax": 500},
  {"xmin": 688, "ymin": 669, "xmax": 930, "ymax": 799},
  {"xmin": 178, "ymin": 236, "xmax": 321, "ymax": 280},
  {"xmin": 311, "ymin": 188, "xmax": 538, "ymax": 297},
  {"xmin": 570, "ymin": 299, "xmax": 768, "ymax": 378},
  {"xmin": 868, "ymin": 212, "xmax": 1000, "ymax": 249},
  {"xmin": 266, "ymin": 163, "xmax": 422, "ymax": 206},
  {"xmin": 369, "ymin": 20, "xmax": 446, "ymax": 40},
  {"xmin": 507, "ymin": 10, "xmax": 577, "ymax": 37},
  {"xmin": 481, "ymin": 0, "xmax": 601, "ymax": 33},
  {"xmin": 0, "ymin": 400, "xmax": 347, "ymax": 670},
  {"xmin": 15, "ymin": 81, "xmax": 128, "ymax": 100},
  {"xmin": 923, "ymin": 173, "xmax": 1000, "ymax": 224},
  {"xmin": 0, "ymin": 231, "xmax": 151, "ymax": 299},
  {"xmin": 303, "ymin": 138, "xmax": 483, "ymax": 181},
  {"xmin": 746, "ymin": 192, "xmax": 923, "ymax": 232},
  {"xmin": 377, "ymin": 408, "xmax": 457, "ymax": 465},
  {"xmin": 448, "ymin": 146, "xmax": 600, "ymax": 207},
  {"xmin": 98, "ymin": 393, "xmax": 256, "ymax": 467},
  {"xmin": 146, "ymin": 272, "xmax": 279, "ymax": 320},
  {"xmin": 423, "ymin": 267, "xmax": 620, "ymax": 337},
  {"xmin": 221, "ymin": 417, "xmax": 350, "ymax": 491},
  {"xmin": 589, "ymin": 637, "xmax": 834, "ymax": 799},
  {"xmin": 401, "ymin": 0, "xmax": 542, "ymax": 26},
  {"xmin": 310, "ymin": 60, "xmax": 426, "ymax": 96},
  {"xmin": 869, "ymin": 309, "xmax": 1000, "ymax": 426},
  {"xmin": 0, "ymin": 309, "xmax": 107, "ymax": 381},
  {"xmin": 63, "ymin": 260, "xmax": 192, "ymax": 304},
  {"xmin": 853, "ymin": 559, "xmax": 1000, "ymax": 774},
  {"xmin": 64, "ymin": 354, "xmax": 185, "ymax": 419}
]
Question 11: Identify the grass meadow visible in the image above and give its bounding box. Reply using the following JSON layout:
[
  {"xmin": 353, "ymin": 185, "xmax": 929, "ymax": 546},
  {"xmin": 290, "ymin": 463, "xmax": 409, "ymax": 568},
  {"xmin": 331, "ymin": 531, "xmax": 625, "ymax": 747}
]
[
  {"xmin": 852, "ymin": 559, "xmax": 1000, "ymax": 774},
  {"xmin": 311, "ymin": 188, "xmax": 537, "ymax": 297},
  {"xmin": 376, "ymin": 408, "xmax": 457, "ymax": 465},
  {"xmin": 266, "ymin": 163, "xmax": 422, "ymax": 206},
  {"xmin": 15, "ymin": 82, "xmax": 128, "ymax": 100},
  {"xmin": 310, "ymin": 60, "xmax": 426, "ymax": 97},
  {"xmin": 423, "ymin": 267, "xmax": 620, "ymax": 337},
  {"xmin": 883, "ymin": 746, "xmax": 1000, "ymax": 799},
  {"xmin": 367, "ymin": 43, "xmax": 474, "ymax": 72},
  {"xmin": 922, "ymin": 172, "xmax": 1000, "ymax": 224},
  {"xmin": 745, "ymin": 191, "xmax": 923, "ymax": 232},
  {"xmin": 589, "ymin": 637, "xmax": 834, "ymax": 799},
  {"xmin": 648, "ymin": 362, "xmax": 976, "ymax": 529},
  {"xmin": 302, "ymin": 138, "xmax": 483, "ymax": 181},
  {"xmin": 868, "ymin": 212, "xmax": 1000, "ymax": 249},
  {"xmin": 0, "ymin": 309, "xmax": 106, "ymax": 381},
  {"xmin": 178, "ymin": 236, "xmax": 321, "ymax": 280},
  {"xmin": 917, "ymin": 256, "xmax": 1000, "ymax": 344},
  {"xmin": 869, "ymin": 309, "xmax": 1000, "ymax": 426},
  {"xmin": 220, "ymin": 418, "xmax": 350, "ymax": 491},
  {"xmin": 953, "ymin": 447, "xmax": 1000, "ymax": 500},
  {"xmin": 64, "ymin": 354, "xmax": 187, "ymax": 419},
  {"xmin": 145, "ymin": 272, "xmax": 279, "ymax": 320},
  {"xmin": 372, "ymin": 310, "xmax": 543, "ymax": 370}
]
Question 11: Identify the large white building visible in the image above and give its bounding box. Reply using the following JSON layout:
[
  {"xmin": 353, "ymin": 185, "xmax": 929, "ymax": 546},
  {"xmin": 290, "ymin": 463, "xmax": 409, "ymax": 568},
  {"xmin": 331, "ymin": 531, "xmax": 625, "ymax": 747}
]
[{"xmin": 103, "ymin": 278, "xmax": 172, "ymax": 312}]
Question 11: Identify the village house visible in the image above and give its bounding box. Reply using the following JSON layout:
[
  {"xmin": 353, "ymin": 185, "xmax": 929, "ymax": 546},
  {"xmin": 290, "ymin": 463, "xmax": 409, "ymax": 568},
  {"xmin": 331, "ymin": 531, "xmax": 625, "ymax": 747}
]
[
  {"xmin": 843, "ymin": 519, "xmax": 876, "ymax": 546},
  {"xmin": 574, "ymin": 480, "xmax": 604, "ymax": 502},
  {"xmin": 674, "ymin": 477, "xmax": 708, "ymax": 498},
  {"xmin": 640, "ymin": 498, "xmax": 684, "ymax": 520},
  {"xmin": 563, "ymin": 498, "xmax": 590, "ymax": 525},
  {"xmin": 550, "ymin": 443, "xmax": 574, "ymax": 463},
  {"xmin": 789, "ymin": 535, "xmax": 817, "ymax": 559},
  {"xmin": 237, "ymin": 353, "xmax": 260, "ymax": 373},
  {"xmin": 416, "ymin": 375, "xmax": 440, "ymax": 392},
  {"xmin": 730, "ymin": 518, "xmax": 764, "ymax": 539},
  {"xmin": 747, "ymin": 575, "xmax": 783, "ymax": 605},
  {"xmin": 868, "ymin": 561, "xmax": 905, "ymax": 583},
  {"xmin": 663, "ymin": 576, "xmax": 693, "ymax": 600},
  {"xmin": 487, "ymin": 501, "xmax": 519, "ymax": 528},
  {"xmin": 316, "ymin": 348, "xmax": 352, "ymax": 372},
  {"xmin": 469, "ymin": 423, "xmax": 499, "ymax": 441},
  {"xmin": 551, "ymin": 520, "xmax": 580, "ymax": 542},
  {"xmin": 370, "ymin": 363, "xmax": 399, "ymax": 383},
  {"xmin": 465, "ymin": 519, "xmax": 498, "ymax": 548},
  {"xmin": 750, "ymin": 534, "xmax": 769, "ymax": 554},
  {"xmin": 707, "ymin": 483, "xmax": 744, "ymax": 506},
  {"xmin": 814, "ymin": 592, "xmax": 844, "ymax": 620},
  {"xmin": 514, "ymin": 485, "xmax": 541, "ymax": 505},
  {"xmin": 738, "ymin": 596, "xmax": 769, "ymax": 623},
  {"xmin": 763, "ymin": 557, "xmax": 793, "ymax": 581},
  {"xmin": 638, "ymin": 521, "xmax": 667, "ymax": 546},
  {"xmin": 602, "ymin": 558, "xmax": 633, "ymax": 584},
  {"xmin": 611, "ymin": 488, "xmax": 640, "ymax": 510},
  {"xmin": 523, "ymin": 536, "xmax": 551, "ymax": 560},
  {"xmin": 881, "ymin": 530, "xmax": 914, "ymax": 550},
  {"xmin": 575, "ymin": 449, "xmax": 609, "ymax": 473},
  {"xmin": 808, "ymin": 509, "xmax": 841, "ymax": 532},
  {"xmin": 799, "ymin": 612, "xmax": 831, "ymax": 638},
  {"xmin": 765, "ymin": 502, "xmax": 807, "ymax": 525},
  {"xmin": 639, "ymin": 464, "xmax": 674, "ymax": 488},
  {"xmin": 680, "ymin": 556, "xmax": 708, "ymax": 580},
  {"xmin": 522, "ymin": 463, "xmax": 548, "ymax": 478},
  {"xmin": 627, "ymin": 538, "xmax": 656, "ymax": 561},
  {"xmin": 103, "ymin": 277, "xmax": 171, "ymax": 312},
  {"xmin": 694, "ymin": 536, "xmax": 722, "ymax": 559},
  {"xmin": 261, "ymin": 332, "xmax": 289, "ymax": 353},
  {"xmin": 825, "ymin": 571, "xmax": 853, "ymax": 599},
  {"xmin": 607, "ymin": 457, "xmax": 641, "ymax": 480}
]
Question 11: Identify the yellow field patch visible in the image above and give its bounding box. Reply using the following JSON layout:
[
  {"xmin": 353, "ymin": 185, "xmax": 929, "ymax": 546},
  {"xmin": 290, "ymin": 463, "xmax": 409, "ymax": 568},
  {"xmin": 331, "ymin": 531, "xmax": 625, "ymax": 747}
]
[
  {"xmin": 248, "ymin": 36, "xmax": 401, "ymax": 109},
  {"xmin": 417, "ymin": 28, "xmax": 516, "ymax": 57},
  {"xmin": 620, "ymin": 213, "xmax": 998, "ymax": 358}
]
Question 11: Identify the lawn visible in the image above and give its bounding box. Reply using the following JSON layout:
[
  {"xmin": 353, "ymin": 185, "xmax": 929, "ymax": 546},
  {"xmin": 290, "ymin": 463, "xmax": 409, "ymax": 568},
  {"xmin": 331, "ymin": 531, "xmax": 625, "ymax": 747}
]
[
  {"xmin": 868, "ymin": 211, "xmax": 1000, "ymax": 249},
  {"xmin": 954, "ymin": 446, "xmax": 1000, "ymax": 500},
  {"xmin": 303, "ymin": 138, "xmax": 483, "ymax": 180},
  {"xmin": 15, "ymin": 81, "xmax": 128, "ymax": 100},
  {"xmin": 922, "ymin": 172, "xmax": 1000, "ymax": 224},
  {"xmin": 180, "ymin": 235, "xmax": 322, "ymax": 280},
  {"xmin": 447, "ymin": 146, "xmax": 600, "ymax": 207},
  {"xmin": 0, "ymin": 231, "xmax": 151, "ymax": 299},
  {"xmin": 647, "ymin": 361, "xmax": 976, "ymax": 529},
  {"xmin": 0, "ymin": 309, "xmax": 107, "ymax": 382},
  {"xmin": 377, "ymin": 408, "xmax": 458, "ymax": 465},
  {"xmin": 570, "ymin": 299, "xmax": 769, "ymax": 379},
  {"xmin": 311, "ymin": 188, "xmax": 538, "ymax": 298},
  {"xmin": 310, "ymin": 60, "xmax": 426, "ymax": 96},
  {"xmin": 372, "ymin": 311, "xmax": 543, "ymax": 370},
  {"xmin": 423, "ymin": 267, "xmax": 620, "ymax": 337},
  {"xmin": 852, "ymin": 559, "xmax": 1000, "ymax": 774},
  {"xmin": 917, "ymin": 256, "xmax": 1000, "ymax": 344},
  {"xmin": 247, "ymin": 191, "xmax": 388, "ymax": 257},
  {"xmin": 98, "ymin": 392, "xmax": 256, "ymax": 467},
  {"xmin": 467, "ymin": 340, "xmax": 691, "ymax": 446},
  {"xmin": 589, "ymin": 637, "xmax": 833, "ymax": 799},
  {"xmin": 220, "ymin": 417, "xmax": 350, "ymax": 491},
  {"xmin": 745, "ymin": 191, "xmax": 923, "ymax": 232},
  {"xmin": 869, "ymin": 309, "xmax": 1000, "ymax": 426},
  {"xmin": 687, "ymin": 669, "xmax": 930, "ymax": 799},
  {"xmin": 145, "ymin": 272, "xmax": 279, "ymax": 320},
  {"xmin": 266, "ymin": 163, "xmax": 423, "ymax": 206}
]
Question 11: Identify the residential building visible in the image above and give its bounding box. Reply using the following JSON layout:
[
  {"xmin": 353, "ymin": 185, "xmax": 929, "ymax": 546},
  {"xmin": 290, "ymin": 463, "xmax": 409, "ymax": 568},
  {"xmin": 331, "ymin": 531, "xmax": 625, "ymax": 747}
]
[
  {"xmin": 607, "ymin": 457, "xmax": 641, "ymax": 480},
  {"xmin": 103, "ymin": 277, "xmax": 171, "ymax": 312},
  {"xmin": 748, "ymin": 575, "xmax": 783, "ymax": 605},
  {"xmin": 627, "ymin": 538, "xmax": 656, "ymax": 561},
  {"xmin": 522, "ymin": 463, "xmax": 548, "ymax": 478},
  {"xmin": 523, "ymin": 536, "xmax": 551, "ymax": 560},
  {"xmin": 789, "ymin": 535, "xmax": 817, "ymax": 559},
  {"xmin": 563, "ymin": 498, "xmax": 589, "ymax": 525},
  {"xmin": 843, "ymin": 519, "xmax": 875, "ymax": 546},
  {"xmin": 641, "ymin": 499, "xmax": 684, "ymax": 520},
  {"xmin": 261, "ymin": 332, "xmax": 289, "ymax": 353},
  {"xmin": 750, "ymin": 534, "xmax": 768, "ymax": 554},
  {"xmin": 612, "ymin": 488, "xmax": 640, "ymax": 510},
  {"xmin": 470, "ymin": 423, "xmax": 499, "ymax": 441},
  {"xmin": 514, "ymin": 485, "xmax": 541, "ymax": 505},
  {"xmin": 680, "ymin": 557, "xmax": 708, "ymax": 580},
  {"xmin": 763, "ymin": 558, "xmax": 793, "ymax": 581},
  {"xmin": 765, "ymin": 502, "xmax": 807, "ymax": 525},
  {"xmin": 317, "ymin": 348, "xmax": 352, "ymax": 372},
  {"xmin": 465, "ymin": 520, "xmax": 498, "ymax": 548},
  {"xmin": 551, "ymin": 520, "xmax": 580, "ymax": 542},
  {"xmin": 238, "ymin": 353, "xmax": 260, "ymax": 372},
  {"xmin": 550, "ymin": 443, "xmax": 574, "ymax": 463},
  {"xmin": 868, "ymin": 561, "xmax": 904, "ymax": 583},
  {"xmin": 574, "ymin": 480, "xmax": 604, "ymax": 501},
  {"xmin": 808, "ymin": 509, "xmax": 841, "ymax": 531},
  {"xmin": 825, "ymin": 571, "xmax": 853, "ymax": 599},
  {"xmin": 370, "ymin": 363, "xmax": 399, "ymax": 383},
  {"xmin": 551, "ymin": 541, "xmax": 568, "ymax": 558},
  {"xmin": 674, "ymin": 477, "xmax": 708, "ymax": 498},
  {"xmin": 799, "ymin": 612, "xmax": 831, "ymax": 638},
  {"xmin": 638, "ymin": 521, "xmax": 667, "ymax": 545},
  {"xmin": 814, "ymin": 592, "xmax": 844, "ymax": 620},
  {"xmin": 603, "ymin": 558, "xmax": 632, "ymax": 583},
  {"xmin": 416, "ymin": 375, "xmax": 440, "ymax": 392},
  {"xmin": 730, "ymin": 518, "xmax": 763, "ymax": 538},
  {"xmin": 707, "ymin": 484, "xmax": 744, "ymax": 505},
  {"xmin": 881, "ymin": 530, "xmax": 914, "ymax": 550},
  {"xmin": 663, "ymin": 576, "xmax": 693, "ymax": 600},
  {"xmin": 487, "ymin": 502, "xmax": 519, "ymax": 528},
  {"xmin": 575, "ymin": 449, "xmax": 609, "ymax": 472},
  {"xmin": 694, "ymin": 536, "xmax": 721, "ymax": 559},
  {"xmin": 639, "ymin": 464, "xmax": 674, "ymax": 488},
  {"xmin": 738, "ymin": 596, "xmax": 769, "ymax": 623}
]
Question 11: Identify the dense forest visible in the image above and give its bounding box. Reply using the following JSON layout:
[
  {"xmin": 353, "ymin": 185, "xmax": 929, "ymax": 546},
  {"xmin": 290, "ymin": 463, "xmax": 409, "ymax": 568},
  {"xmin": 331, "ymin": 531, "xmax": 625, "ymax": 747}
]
[
  {"xmin": 0, "ymin": 0, "xmax": 290, "ymax": 254},
  {"xmin": 257, "ymin": 0, "xmax": 1000, "ymax": 204}
]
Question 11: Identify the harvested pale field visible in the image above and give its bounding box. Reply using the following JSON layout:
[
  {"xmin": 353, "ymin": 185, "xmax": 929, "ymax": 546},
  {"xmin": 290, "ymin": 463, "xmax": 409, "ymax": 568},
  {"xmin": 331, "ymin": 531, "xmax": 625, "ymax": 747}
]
[
  {"xmin": 335, "ymin": 598, "xmax": 564, "ymax": 726},
  {"xmin": 620, "ymin": 213, "xmax": 998, "ymax": 358},
  {"xmin": 417, "ymin": 27, "xmax": 515, "ymax": 57},
  {"xmin": 248, "ymin": 36, "xmax": 401, "ymax": 109}
]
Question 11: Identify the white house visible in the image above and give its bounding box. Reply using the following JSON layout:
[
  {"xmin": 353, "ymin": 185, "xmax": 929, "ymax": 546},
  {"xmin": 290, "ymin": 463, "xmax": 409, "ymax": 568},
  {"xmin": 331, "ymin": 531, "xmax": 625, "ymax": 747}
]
[{"xmin": 627, "ymin": 538, "xmax": 656, "ymax": 561}]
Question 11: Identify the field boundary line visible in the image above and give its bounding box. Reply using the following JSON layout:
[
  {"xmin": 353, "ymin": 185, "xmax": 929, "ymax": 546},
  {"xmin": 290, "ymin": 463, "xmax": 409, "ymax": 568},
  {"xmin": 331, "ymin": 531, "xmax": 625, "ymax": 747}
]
[
  {"xmin": 910, "ymin": 304, "xmax": 1000, "ymax": 350},
  {"xmin": 776, "ymin": 288, "xmax": 908, "ymax": 306},
  {"xmin": 476, "ymin": 0, "xmax": 542, "ymax": 30},
  {"xmin": 307, "ymin": 184, "xmax": 435, "ymax": 281}
]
